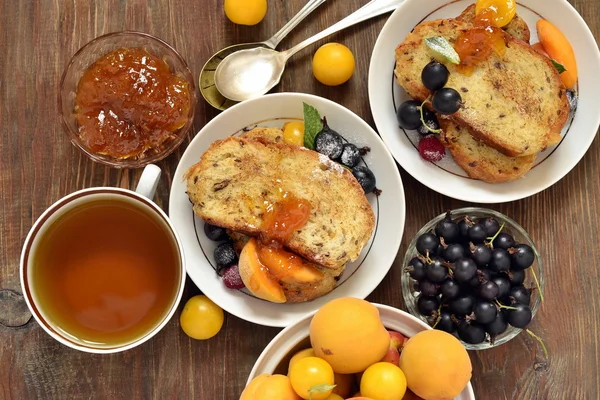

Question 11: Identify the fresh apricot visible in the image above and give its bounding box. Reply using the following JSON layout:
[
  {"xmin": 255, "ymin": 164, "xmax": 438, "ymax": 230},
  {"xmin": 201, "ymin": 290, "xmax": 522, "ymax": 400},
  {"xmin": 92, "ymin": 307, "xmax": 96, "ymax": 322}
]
[
  {"xmin": 309, "ymin": 298, "xmax": 390, "ymax": 374},
  {"xmin": 240, "ymin": 374, "xmax": 270, "ymax": 400},
  {"xmin": 536, "ymin": 19, "xmax": 578, "ymax": 88},
  {"xmin": 399, "ymin": 330, "xmax": 472, "ymax": 400},
  {"xmin": 253, "ymin": 374, "xmax": 302, "ymax": 400},
  {"xmin": 531, "ymin": 42, "xmax": 549, "ymax": 58},
  {"xmin": 238, "ymin": 238, "xmax": 286, "ymax": 303}
]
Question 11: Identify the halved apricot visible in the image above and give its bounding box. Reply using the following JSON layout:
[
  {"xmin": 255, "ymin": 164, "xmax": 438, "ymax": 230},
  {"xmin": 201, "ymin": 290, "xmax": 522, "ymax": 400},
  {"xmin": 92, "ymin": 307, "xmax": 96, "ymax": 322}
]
[
  {"xmin": 537, "ymin": 19, "xmax": 578, "ymax": 88},
  {"xmin": 257, "ymin": 245, "xmax": 323, "ymax": 285},
  {"xmin": 238, "ymin": 239, "xmax": 286, "ymax": 303}
]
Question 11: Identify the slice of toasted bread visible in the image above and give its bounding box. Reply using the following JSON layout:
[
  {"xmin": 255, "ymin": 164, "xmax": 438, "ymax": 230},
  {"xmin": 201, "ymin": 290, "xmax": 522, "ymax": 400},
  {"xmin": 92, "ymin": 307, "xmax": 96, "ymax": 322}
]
[
  {"xmin": 439, "ymin": 119, "xmax": 536, "ymax": 183},
  {"xmin": 395, "ymin": 17, "xmax": 569, "ymax": 156},
  {"xmin": 439, "ymin": 6, "xmax": 537, "ymax": 183},
  {"xmin": 185, "ymin": 137, "xmax": 375, "ymax": 270},
  {"xmin": 241, "ymin": 127, "xmax": 285, "ymax": 143},
  {"xmin": 456, "ymin": 4, "xmax": 531, "ymax": 43}
]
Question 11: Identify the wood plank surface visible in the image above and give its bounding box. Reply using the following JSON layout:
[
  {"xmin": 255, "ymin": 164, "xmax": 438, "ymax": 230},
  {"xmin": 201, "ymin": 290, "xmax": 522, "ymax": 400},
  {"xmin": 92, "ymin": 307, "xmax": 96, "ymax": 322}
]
[{"xmin": 0, "ymin": 0, "xmax": 599, "ymax": 399}]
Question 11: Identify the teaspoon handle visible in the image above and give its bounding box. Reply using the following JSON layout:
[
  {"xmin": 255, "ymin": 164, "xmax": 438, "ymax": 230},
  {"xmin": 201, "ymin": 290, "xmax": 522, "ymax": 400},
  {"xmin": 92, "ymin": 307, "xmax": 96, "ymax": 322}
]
[
  {"xmin": 283, "ymin": 0, "xmax": 403, "ymax": 60},
  {"xmin": 264, "ymin": 0, "xmax": 328, "ymax": 49}
]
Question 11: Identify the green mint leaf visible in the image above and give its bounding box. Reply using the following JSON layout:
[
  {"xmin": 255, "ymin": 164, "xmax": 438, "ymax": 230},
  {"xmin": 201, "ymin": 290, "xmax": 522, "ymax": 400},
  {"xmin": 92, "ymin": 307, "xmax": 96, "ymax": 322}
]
[
  {"xmin": 425, "ymin": 37, "xmax": 461, "ymax": 65},
  {"xmin": 308, "ymin": 383, "xmax": 336, "ymax": 394},
  {"xmin": 551, "ymin": 59, "xmax": 567, "ymax": 74},
  {"xmin": 303, "ymin": 102, "xmax": 323, "ymax": 149}
]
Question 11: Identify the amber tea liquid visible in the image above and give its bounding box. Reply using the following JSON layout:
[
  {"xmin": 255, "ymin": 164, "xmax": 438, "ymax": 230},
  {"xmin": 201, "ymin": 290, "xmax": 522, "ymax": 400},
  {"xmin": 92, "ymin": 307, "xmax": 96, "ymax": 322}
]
[{"xmin": 30, "ymin": 198, "xmax": 180, "ymax": 348}]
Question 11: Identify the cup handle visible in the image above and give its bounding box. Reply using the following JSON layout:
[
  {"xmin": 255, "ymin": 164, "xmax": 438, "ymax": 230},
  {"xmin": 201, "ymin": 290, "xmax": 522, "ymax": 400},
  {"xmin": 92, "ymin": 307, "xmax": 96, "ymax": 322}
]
[{"xmin": 135, "ymin": 164, "xmax": 162, "ymax": 199}]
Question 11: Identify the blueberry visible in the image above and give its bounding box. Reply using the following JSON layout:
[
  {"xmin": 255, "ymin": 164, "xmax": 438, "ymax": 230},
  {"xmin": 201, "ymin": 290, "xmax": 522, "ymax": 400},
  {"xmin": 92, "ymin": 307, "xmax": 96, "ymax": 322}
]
[
  {"xmin": 417, "ymin": 295, "xmax": 440, "ymax": 316},
  {"xmin": 470, "ymin": 243, "xmax": 492, "ymax": 267},
  {"xmin": 468, "ymin": 223, "xmax": 487, "ymax": 243},
  {"xmin": 440, "ymin": 279, "xmax": 461, "ymax": 300},
  {"xmin": 485, "ymin": 311, "xmax": 508, "ymax": 335},
  {"xmin": 457, "ymin": 320, "xmax": 486, "ymax": 344},
  {"xmin": 204, "ymin": 222, "xmax": 228, "ymax": 241},
  {"xmin": 510, "ymin": 244, "xmax": 535, "ymax": 270},
  {"xmin": 397, "ymin": 100, "xmax": 422, "ymax": 130},
  {"xmin": 450, "ymin": 294, "xmax": 475, "ymax": 316},
  {"xmin": 432, "ymin": 88, "xmax": 462, "ymax": 115},
  {"xmin": 507, "ymin": 269, "xmax": 525, "ymax": 286},
  {"xmin": 507, "ymin": 303, "xmax": 532, "ymax": 328},
  {"xmin": 416, "ymin": 233, "xmax": 440, "ymax": 257},
  {"xmin": 352, "ymin": 165, "xmax": 376, "ymax": 194},
  {"xmin": 489, "ymin": 248, "xmax": 511, "ymax": 273},
  {"xmin": 417, "ymin": 107, "xmax": 440, "ymax": 136},
  {"xmin": 339, "ymin": 143, "xmax": 361, "ymax": 168},
  {"xmin": 214, "ymin": 242, "xmax": 238, "ymax": 268},
  {"xmin": 426, "ymin": 257, "xmax": 448, "ymax": 283},
  {"xmin": 407, "ymin": 257, "xmax": 427, "ymax": 281},
  {"xmin": 473, "ymin": 301, "xmax": 498, "ymax": 324},
  {"xmin": 510, "ymin": 286, "xmax": 531, "ymax": 305},
  {"xmin": 480, "ymin": 217, "xmax": 501, "ymax": 237},
  {"xmin": 443, "ymin": 243, "xmax": 465, "ymax": 262},
  {"xmin": 418, "ymin": 280, "xmax": 439, "ymax": 296},
  {"xmin": 421, "ymin": 61, "xmax": 450, "ymax": 92},
  {"xmin": 314, "ymin": 128, "xmax": 344, "ymax": 159},
  {"xmin": 493, "ymin": 233, "xmax": 516, "ymax": 250},
  {"xmin": 435, "ymin": 213, "xmax": 460, "ymax": 243},
  {"xmin": 434, "ymin": 309, "xmax": 457, "ymax": 333}
]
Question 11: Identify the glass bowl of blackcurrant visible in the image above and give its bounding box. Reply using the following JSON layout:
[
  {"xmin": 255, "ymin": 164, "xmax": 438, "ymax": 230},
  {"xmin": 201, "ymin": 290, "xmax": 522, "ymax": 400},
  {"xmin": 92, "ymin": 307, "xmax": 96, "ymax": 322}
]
[{"xmin": 401, "ymin": 207, "xmax": 544, "ymax": 350}]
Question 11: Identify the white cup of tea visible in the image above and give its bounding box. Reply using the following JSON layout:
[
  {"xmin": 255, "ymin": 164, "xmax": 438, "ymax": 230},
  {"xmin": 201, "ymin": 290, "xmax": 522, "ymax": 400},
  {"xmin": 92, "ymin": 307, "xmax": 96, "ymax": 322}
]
[{"xmin": 20, "ymin": 164, "xmax": 186, "ymax": 353}]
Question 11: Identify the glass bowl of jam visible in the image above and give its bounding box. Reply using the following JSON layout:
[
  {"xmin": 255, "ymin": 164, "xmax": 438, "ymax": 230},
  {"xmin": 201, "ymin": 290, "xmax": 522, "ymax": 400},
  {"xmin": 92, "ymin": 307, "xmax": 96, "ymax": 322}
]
[{"xmin": 59, "ymin": 31, "xmax": 197, "ymax": 168}]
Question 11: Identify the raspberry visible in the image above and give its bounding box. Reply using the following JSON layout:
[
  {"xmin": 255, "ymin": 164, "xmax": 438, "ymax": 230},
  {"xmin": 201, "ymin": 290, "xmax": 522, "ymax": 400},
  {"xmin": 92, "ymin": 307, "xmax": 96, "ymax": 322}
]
[
  {"xmin": 222, "ymin": 264, "xmax": 245, "ymax": 289},
  {"xmin": 418, "ymin": 135, "xmax": 446, "ymax": 162}
]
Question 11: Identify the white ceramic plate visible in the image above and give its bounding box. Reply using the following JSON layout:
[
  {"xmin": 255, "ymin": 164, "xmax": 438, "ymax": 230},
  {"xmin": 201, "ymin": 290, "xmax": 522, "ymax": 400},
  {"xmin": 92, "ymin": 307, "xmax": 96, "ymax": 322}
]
[
  {"xmin": 247, "ymin": 303, "xmax": 476, "ymax": 400},
  {"xmin": 369, "ymin": 0, "xmax": 600, "ymax": 203},
  {"xmin": 169, "ymin": 93, "xmax": 405, "ymax": 327}
]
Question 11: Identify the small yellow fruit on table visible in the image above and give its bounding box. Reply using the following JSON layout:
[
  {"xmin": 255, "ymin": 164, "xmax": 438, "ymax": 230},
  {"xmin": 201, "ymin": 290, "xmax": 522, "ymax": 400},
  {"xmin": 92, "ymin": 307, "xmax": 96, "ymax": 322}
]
[
  {"xmin": 224, "ymin": 0, "xmax": 267, "ymax": 26},
  {"xmin": 312, "ymin": 43, "xmax": 356, "ymax": 86},
  {"xmin": 179, "ymin": 295, "xmax": 224, "ymax": 340}
]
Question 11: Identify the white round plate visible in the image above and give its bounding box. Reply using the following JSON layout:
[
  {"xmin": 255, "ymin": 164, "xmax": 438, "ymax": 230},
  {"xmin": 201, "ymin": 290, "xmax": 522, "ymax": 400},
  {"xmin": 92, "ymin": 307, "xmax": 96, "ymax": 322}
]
[
  {"xmin": 169, "ymin": 93, "xmax": 405, "ymax": 327},
  {"xmin": 369, "ymin": 0, "xmax": 600, "ymax": 203},
  {"xmin": 247, "ymin": 303, "xmax": 476, "ymax": 400}
]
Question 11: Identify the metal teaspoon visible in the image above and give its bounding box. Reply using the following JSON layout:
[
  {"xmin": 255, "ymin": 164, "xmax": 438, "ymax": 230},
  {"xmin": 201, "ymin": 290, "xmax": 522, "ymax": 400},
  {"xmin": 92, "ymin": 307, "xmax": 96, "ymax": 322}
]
[
  {"xmin": 214, "ymin": 0, "xmax": 404, "ymax": 102},
  {"xmin": 199, "ymin": 0, "xmax": 328, "ymax": 110}
]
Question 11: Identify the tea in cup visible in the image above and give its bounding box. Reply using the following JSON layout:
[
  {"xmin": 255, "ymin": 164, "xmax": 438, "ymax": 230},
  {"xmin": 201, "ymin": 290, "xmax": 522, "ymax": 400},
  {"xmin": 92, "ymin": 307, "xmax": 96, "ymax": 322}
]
[{"xmin": 20, "ymin": 165, "xmax": 185, "ymax": 353}]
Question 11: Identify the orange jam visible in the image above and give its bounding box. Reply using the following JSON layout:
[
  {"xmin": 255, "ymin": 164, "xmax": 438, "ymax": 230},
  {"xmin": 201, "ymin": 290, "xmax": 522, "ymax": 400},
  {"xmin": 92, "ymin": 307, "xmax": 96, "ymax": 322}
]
[
  {"xmin": 256, "ymin": 245, "xmax": 315, "ymax": 281},
  {"xmin": 455, "ymin": 8, "xmax": 507, "ymax": 75},
  {"xmin": 74, "ymin": 48, "xmax": 191, "ymax": 159},
  {"xmin": 261, "ymin": 193, "xmax": 311, "ymax": 244}
]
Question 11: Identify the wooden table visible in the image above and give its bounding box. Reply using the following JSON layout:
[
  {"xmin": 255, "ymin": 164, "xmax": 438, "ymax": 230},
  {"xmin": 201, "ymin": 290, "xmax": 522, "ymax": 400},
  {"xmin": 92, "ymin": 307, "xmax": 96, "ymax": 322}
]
[{"xmin": 1, "ymin": 0, "xmax": 599, "ymax": 399}]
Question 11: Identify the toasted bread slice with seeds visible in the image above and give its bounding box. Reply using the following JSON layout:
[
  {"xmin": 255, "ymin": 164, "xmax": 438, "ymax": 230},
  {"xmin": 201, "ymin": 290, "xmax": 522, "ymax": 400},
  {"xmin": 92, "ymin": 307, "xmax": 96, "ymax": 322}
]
[
  {"xmin": 437, "ymin": 6, "xmax": 538, "ymax": 183},
  {"xmin": 439, "ymin": 119, "xmax": 537, "ymax": 183},
  {"xmin": 185, "ymin": 136, "xmax": 375, "ymax": 270},
  {"xmin": 395, "ymin": 17, "xmax": 569, "ymax": 156}
]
